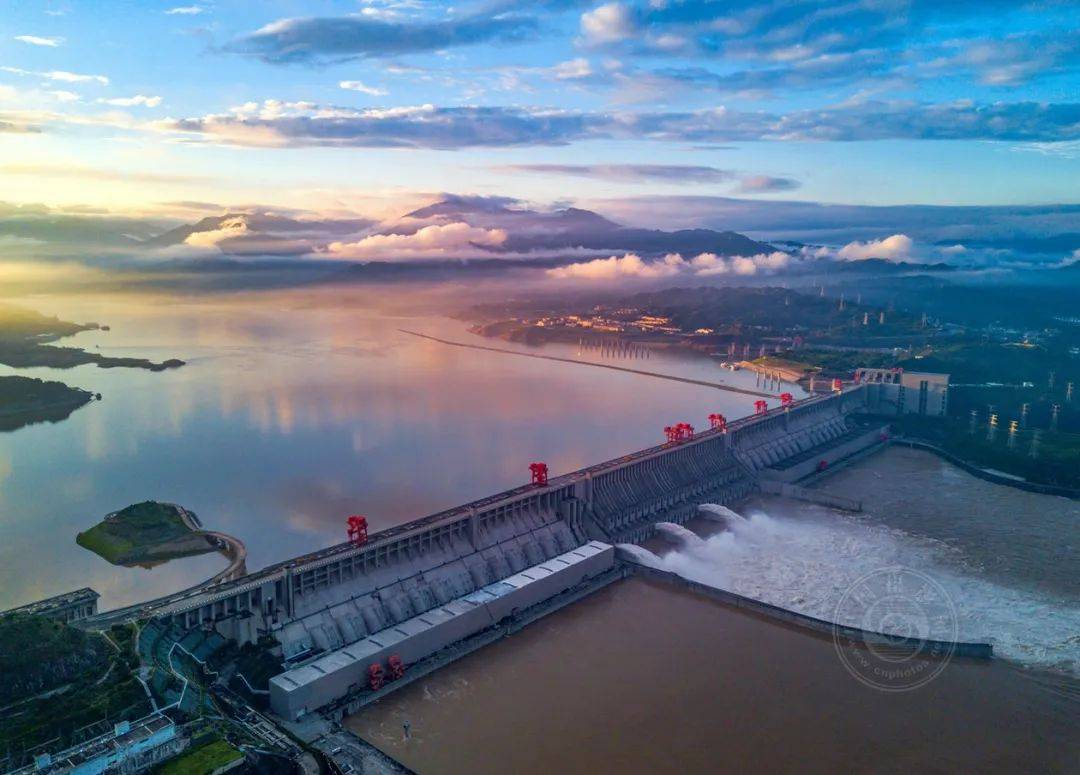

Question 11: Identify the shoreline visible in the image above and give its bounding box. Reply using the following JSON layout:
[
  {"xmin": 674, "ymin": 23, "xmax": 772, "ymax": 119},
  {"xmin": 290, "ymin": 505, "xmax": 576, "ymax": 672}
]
[{"xmin": 891, "ymin": 438, "xmax": 1080, "ymax": 500}]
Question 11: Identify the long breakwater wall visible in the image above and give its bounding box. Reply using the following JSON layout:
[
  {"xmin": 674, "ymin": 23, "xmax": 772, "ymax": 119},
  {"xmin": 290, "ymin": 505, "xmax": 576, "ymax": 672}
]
[{"xmin": 628, "ymin": 563, "xmax": 993, "ymax": 659}]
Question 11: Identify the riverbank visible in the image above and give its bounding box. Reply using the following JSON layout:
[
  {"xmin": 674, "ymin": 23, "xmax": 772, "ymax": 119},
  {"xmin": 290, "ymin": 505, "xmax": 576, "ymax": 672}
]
[
  {"xmin": 347, "ymin": 577, "xmax": 1078, "ymax": 774},
  {"xmin": 892, "ymin": 438, "xmax": 1080, "ymax": 499}
]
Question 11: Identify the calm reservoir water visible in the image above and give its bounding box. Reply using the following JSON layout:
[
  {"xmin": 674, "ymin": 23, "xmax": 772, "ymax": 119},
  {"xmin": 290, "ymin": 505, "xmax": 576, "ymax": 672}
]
[{"xmin": 0, "ymin": 287, "xmax": 776, "ymax": 610}]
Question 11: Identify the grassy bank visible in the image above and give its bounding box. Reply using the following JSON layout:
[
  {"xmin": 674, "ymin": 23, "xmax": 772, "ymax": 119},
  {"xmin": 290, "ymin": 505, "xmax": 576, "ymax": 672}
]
[
  {"xmin": 77, "ymin": 501, "xmax": 212, "ymax": 566},
  {"xmin": 889, "ymin": 414, "xmax": 1080, "ymax": 489},
  {"xmin": 158, "ymin": 738, "xmax": 243, "ymax": 774}
]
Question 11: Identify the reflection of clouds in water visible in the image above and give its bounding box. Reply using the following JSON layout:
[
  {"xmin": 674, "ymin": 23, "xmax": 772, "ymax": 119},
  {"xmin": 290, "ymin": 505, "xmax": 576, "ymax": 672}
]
[
  {"xmin": 83, "ymin": 405, "xmax": 110, "ymax": 461},
  {"xmin": 164, "ymin": 377, "xmax": 197, "ymax": 437},
  {"xmin": 278, "ymin": 477, "xmax": 362, "ymax": 535},
  {"xmin": 274, "ymin": 392, "xmax": 295, "ymax": 435},
  {"xmin": 352, "ymin": 429, "xmax": 369, "ymax": 453},
  {"xmin": 0, "ymin": 452, "xmax": 9, "ymax": 513},
  {"xmin": 61, "ymin": 473, "xmax": 94, "ymax": 501},
  {"xmin": 3, "ymin": 288, "xmax": 762, "ymax": 609}
]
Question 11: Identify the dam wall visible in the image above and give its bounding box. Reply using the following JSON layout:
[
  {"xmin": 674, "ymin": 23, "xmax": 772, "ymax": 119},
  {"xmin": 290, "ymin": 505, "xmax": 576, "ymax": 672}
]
[
  {"xmin": 757, "ymin": 426, "xmax": 890, "ymax": 483},
  {"xmin": 757, "ymin": 481, "xmax": 863, "ymax": 512},
  {"xmin": 270, "ymin": 542, "xmax": 616, "ymax": 721},
  {"xmin": 87, "ymin": 387, "xmax": 871, "ymax": 657}
]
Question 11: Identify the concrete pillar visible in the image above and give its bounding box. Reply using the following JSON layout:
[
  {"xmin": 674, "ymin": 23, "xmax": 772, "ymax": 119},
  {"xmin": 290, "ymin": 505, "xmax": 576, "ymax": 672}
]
[{"xmin": 283, "ymin": 567, "xmax": 296, "ymax": 618}]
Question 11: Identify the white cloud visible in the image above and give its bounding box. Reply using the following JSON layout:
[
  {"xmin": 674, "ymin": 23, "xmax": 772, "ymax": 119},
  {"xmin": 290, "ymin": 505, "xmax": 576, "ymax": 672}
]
[
  {"xmin": 1, "ymin": 67, "xmax": 110, "ymax": 85},
  {"xmin": 691, "ymin": 251, "xmax": 790, "ymax": 275},
  {"xmin": 47, "ymin": 90, "xmax": 79, "ymax": 102},
  {"xmin": 15, "ymin": 35, "xmax": 64, "ymax": 47},
  {"xmin": 46, "ymin": 70, "xmax": 108, "ymax": 85},
  {"xmin": 548, "ymin": 252, "xmax": 685, "ymax": 279},
  {"xmin": 552, "ymin": 58, "xmax": 594, "ymax": 80},
  {"xmin": 581, "ymin": 3, "xmax": 636, "ymax": 45},
  {"xmin": 165, "ymin": 5, "xmax": 204, "ymax": 14},
  {"xmin": 183, "ymin": 217, "xmax": 250, "ymax": 248},
  {"xmin": 325, "ymin": 222, "xmax": 508, "ymax": 260},
  {"xmin": 836, "ymin": 233, "xmax": 913, "ymax": 261},
  {"xmin": 98, "ymin": 94, "xmax": 163, "ymax": 108},
  {"xmin": 339, "ymin": 80, "xmax": 388, "ymax": 96},
  {"xmin": 549, "ymin": 250, "xmax": 791, "ymax": 280}
]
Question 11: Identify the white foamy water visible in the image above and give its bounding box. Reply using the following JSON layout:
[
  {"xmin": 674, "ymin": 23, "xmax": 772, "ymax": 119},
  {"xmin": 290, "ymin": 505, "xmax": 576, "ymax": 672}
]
[
  {"xmin": 652, "ymin": 505, "xmax": 1080, "ymax": 675},
  {"xmin": 655, "ymin": 522, "xmax": 707, "ymax": 549}
]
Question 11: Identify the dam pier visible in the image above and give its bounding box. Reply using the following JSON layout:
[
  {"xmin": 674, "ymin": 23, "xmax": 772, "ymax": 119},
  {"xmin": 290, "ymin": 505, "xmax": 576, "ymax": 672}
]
[{"xmin": 64, "ymin": 383, "xmax": 893, "ymax": 724}]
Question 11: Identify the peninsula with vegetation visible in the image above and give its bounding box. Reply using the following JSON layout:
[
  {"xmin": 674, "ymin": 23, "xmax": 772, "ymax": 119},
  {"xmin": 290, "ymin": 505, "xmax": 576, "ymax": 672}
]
[
  {"xmin": 77, "ymin": 501, "xmax": 217, "ymax": 567},
  {"xmin": 0, "ymin": 304, "xmax": 184, "ymax": 432},
  {"xmin": 0, "ymin": 375, "xmax": 96, "ymax": 431},
  {"xmin": 0, "ymin": 304, "xmax": 184, "ymax": 371}
]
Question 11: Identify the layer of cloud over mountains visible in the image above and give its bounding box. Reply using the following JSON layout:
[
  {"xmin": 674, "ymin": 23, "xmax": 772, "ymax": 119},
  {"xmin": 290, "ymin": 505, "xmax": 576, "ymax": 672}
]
[
  {"xmin": 147, "ymin": 195, "xmax": 777, "ymax": 262},
  {"xmin": 1, "ymin": 196, "xmax": 1077, "ymax": 285}
]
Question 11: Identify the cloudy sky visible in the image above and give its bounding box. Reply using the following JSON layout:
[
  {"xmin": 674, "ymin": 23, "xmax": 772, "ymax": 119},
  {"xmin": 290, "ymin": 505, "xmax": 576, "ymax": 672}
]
[{"xmin": 1, "ymin": 0, "xmax": 1078, "ymax": 226}]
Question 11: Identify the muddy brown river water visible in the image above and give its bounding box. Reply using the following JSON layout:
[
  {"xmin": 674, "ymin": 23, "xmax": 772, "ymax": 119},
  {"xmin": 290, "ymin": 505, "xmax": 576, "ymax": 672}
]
[
  {"xmin": 348, "ymin": 447, "xmax": 1080, "ymax": 774},
  {"xmin": 348, "ymin": 578, "xmax": 1078, "ymax": 774}
]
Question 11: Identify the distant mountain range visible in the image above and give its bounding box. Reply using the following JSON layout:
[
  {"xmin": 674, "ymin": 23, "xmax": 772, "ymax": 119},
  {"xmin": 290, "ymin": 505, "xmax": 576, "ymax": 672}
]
[
  {"xmin": 396, "ymin": 196, "xmax": 775, "ymax": 256},
  {"xmin": 145, "ymin": 212, "xmax": 374, "ymax": 256},
  {"xmin": 144, "ymin": 197, "xmax": 776, "ymax": 260},
  {"xmin": 142, "ymin": 198, "xmax": 1055, "ymax": 281}
]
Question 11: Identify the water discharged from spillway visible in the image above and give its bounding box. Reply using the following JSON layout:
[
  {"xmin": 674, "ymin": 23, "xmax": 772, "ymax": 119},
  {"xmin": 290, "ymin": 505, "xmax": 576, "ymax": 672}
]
[{"xmin": 644, "ymin": 504, "xmax": 1080, "ymax": 676}]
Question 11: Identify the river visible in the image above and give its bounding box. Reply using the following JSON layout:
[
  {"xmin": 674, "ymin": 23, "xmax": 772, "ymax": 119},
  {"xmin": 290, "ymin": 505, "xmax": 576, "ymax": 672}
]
[
  {"xmin": 0, "ymin": 286, "xmax": 777, "ymax": 610},
  {"xmin": 347, "ymin": 447, "xmax": 1080, "ymax": 773},
  {"xmin": 347, "ymin": 577, "xmax": 1079, "ymax": 774}
]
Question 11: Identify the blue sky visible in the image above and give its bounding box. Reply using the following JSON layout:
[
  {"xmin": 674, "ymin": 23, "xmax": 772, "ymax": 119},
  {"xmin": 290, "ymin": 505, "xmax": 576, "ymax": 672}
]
[{"xmin": 1, "ymin": 0, "xmax": 1079, "ymax": 221}]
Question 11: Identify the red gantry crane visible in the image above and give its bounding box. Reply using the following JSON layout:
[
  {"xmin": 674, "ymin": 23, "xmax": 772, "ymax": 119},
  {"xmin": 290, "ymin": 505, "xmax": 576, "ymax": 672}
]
[
  {"xmin": 664, "ymin": 423, "xmax": 695, "ymax": 443},
  {"xmin": 754, "ymin": 399, "xmax": 769, "ymax": 415},
  {"xmin": 368, "ymin": 663, "xmax": 385, "ymax": 691},
  {"xmin": 529, "ymin": 462, "xmax": 549, "ymax": 486},
  {"xmin": 346, "ymin": 515, "xmax": 368, "ymax": 546},
  {"xmin": 708, "ymin": 413, "xmax": 728, "ymax": 432},
  {"xmin": 388, "ymin": 654, "xmax": 406, "ymax": 681}
]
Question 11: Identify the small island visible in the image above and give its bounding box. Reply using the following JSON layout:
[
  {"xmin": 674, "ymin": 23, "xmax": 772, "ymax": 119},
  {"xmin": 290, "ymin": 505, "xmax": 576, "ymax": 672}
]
[
  {"xmin": 77, "ymin": 501, "xmax": 217, "ymax": 567},
  {"xmin": 76, "ymin": 501, "xmax": 248, "ymax": 582}
]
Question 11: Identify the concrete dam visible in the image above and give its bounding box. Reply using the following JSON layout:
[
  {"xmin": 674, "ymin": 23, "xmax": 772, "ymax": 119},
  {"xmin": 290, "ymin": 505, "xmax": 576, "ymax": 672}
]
[{"xmin": 87, "ymin": 385, "xmax": 879, "ymax": 722}]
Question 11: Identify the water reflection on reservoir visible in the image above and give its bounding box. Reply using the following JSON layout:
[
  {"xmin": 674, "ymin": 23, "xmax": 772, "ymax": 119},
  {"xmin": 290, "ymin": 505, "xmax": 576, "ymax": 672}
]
[{"xmin": 0, "ymin": 287, "xmax": 786, "ymax": 610}]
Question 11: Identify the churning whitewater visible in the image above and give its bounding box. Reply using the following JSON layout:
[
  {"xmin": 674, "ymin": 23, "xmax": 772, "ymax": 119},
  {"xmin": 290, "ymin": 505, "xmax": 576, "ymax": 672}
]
[{"xmin": 643, "ymin": 504, "xmax": 1080, "ymax": 676}]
